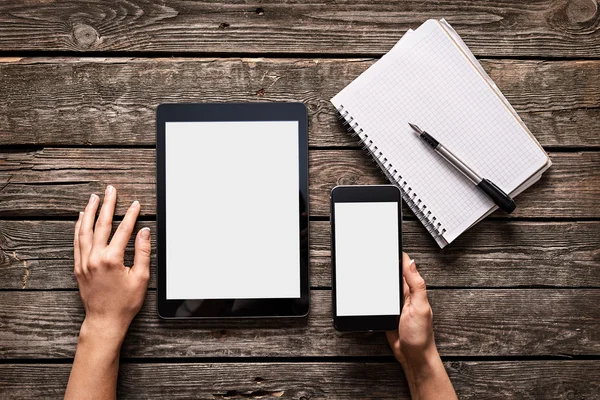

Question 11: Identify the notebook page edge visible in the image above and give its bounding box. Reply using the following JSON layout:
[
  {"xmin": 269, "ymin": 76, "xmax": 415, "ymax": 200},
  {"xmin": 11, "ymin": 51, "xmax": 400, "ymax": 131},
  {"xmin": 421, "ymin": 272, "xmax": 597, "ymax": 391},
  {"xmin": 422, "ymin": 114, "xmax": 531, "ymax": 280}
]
[
  {"xmin": 331, "ymin": 21, "xmax": 439, "ymax": 106},
  {"xmin": 439, "ymin": 19, "xmax": 550, "ymax": 167},
  {"xmin": 331, "ymin": 31, "xmax": 413, "ymax": 106},
  {"xmin": 433, "ymin": 19, "xmax": 550, "ymax": 243},
  {"xmin": 442, "ymin": 159, "xmax": 550, "ymax": 244}
]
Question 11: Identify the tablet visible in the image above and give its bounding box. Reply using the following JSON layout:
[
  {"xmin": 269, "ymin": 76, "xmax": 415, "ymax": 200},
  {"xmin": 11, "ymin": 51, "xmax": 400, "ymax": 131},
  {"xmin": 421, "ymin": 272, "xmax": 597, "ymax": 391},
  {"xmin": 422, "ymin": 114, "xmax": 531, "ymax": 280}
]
[{"xmin": 156, "ymin": 103, "xmax": 309, "ymax": 319}]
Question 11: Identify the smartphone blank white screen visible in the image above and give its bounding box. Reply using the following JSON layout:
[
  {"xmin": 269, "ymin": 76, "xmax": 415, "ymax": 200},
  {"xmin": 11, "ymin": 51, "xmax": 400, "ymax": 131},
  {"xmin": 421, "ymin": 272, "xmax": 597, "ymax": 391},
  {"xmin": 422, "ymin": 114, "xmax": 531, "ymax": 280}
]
[
  {"xmin": 165, "ymin": 121, "xmax": 300, "ymax": 300},
  {"xmin": 334, "ymin": 202, "xmax": 401, "ymax": 316}
]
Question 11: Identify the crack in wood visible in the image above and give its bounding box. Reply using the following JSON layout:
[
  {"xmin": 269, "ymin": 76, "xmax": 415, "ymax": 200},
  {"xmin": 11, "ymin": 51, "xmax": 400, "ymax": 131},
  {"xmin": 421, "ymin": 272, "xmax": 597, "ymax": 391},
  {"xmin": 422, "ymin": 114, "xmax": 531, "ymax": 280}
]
[
  {"xmin": 21, "ymin": 259, "xmax": 30, "ymax": 289},
  {"xmin": 9, "ymin": 251, "xmax": 30, "ymax": 289},
  {"xmin": 0, "ymin": 179, "xmax": 10, "ymax": 192},
  {"xmin": 12, "ymin": 181, "xmax": 92, "ymax": 186},
  {"xmin": 212, "ymin": 389, "xmax": 284, "ymax": 399}
]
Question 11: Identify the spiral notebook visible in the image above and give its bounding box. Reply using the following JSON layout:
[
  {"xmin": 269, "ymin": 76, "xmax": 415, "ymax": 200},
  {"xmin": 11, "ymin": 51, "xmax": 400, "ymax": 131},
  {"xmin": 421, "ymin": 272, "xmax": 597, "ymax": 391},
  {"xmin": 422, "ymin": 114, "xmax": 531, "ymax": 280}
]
[{"xmin": 331, "ymin": 19, "xmax": 551, "ymax": 248}]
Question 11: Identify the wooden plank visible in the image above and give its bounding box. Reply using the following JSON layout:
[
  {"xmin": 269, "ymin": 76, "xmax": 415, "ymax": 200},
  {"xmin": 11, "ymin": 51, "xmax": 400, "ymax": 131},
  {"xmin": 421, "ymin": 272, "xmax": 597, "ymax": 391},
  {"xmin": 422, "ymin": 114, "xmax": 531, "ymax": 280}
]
[
  {"xmin": 1, "ymin": 290, "xmax": 598, "ymax": 358},
  {"xmin": 309, "ymin": 150, "xmax": 600, "ymax": 218},
  {"xmin": 0, "ymin": 1, "xmax": 598, "ymax": 57},
  {"xmin": 1, "ymin": 361, "xmax": 600, "ymax": 399},
  {"xmin": 0, "ymin": 58, "xmax": 599, "ymax": 147},
  {"xmin": 0, "ymin": 149, "xmax": 598, "ymax": 217},
  {"xmin": 2, "ymin": 220, "xmax": 600, "ymax": 290}
]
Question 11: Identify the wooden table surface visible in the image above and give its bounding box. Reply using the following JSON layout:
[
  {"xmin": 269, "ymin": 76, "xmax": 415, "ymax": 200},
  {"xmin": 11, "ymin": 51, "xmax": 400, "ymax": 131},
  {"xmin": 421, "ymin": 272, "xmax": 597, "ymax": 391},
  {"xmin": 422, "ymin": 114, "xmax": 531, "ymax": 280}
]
[{"xmin": 1, "ymin": 1, "xmax": 599, "ymax": 398}]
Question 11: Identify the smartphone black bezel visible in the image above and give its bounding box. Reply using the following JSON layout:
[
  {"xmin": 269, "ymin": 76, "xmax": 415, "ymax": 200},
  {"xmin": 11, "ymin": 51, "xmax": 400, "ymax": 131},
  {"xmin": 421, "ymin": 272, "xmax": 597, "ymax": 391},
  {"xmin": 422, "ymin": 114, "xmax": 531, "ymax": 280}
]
[{"xmin": 330, "ymin": 185, "xmax": 402, "ymax": 332}]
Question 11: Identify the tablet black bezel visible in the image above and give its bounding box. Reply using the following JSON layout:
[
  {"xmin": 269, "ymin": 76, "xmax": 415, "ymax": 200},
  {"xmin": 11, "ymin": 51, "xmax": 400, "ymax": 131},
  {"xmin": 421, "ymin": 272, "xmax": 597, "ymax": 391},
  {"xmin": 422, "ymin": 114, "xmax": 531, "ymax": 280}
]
[
  {"xmin": 330, "ymin": 185, "xmax": 403, "ymax": 331},
  {"xmin": 156, "ymin": 103, "xmax": 309, "ymax": 319}
]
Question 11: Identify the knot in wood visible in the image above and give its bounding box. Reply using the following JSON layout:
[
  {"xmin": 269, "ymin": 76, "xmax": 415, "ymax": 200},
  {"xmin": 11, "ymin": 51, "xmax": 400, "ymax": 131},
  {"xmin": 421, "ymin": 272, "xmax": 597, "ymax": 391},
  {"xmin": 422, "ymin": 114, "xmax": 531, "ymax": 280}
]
[
  {"xmin": 337, "ymin": 176, "xmax": 357, "ymax": 185},
  {"xmin": 450, "ymin": 361, "xmax": 462, "ymax": 370},
  {"xmin": 72, "ymin": 23, "xmax": 99, "ymax": 49},
  {"xmin": 565, "ymin": 0, "xmax": 598, "ymax": 24}
]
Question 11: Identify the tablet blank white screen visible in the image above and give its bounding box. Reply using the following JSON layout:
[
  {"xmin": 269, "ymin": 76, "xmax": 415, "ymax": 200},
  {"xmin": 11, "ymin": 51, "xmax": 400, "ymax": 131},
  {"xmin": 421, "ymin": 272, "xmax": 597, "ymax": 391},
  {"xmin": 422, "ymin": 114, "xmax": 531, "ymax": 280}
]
[
  {"xmin": 165, "ymin": 121, "xmax": 300, "ymax": 300},
  {"xmin": 334, "ymin": 202, "xmax": 400, "ymax": 316}
]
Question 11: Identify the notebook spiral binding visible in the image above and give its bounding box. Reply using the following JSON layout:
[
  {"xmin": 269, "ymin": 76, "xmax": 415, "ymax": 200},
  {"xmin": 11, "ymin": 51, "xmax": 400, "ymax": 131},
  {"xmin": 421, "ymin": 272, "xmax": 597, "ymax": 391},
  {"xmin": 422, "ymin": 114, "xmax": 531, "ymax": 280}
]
[{"xmin": 336, "ymin": 105, "xmax": 447, "ymax": 240}]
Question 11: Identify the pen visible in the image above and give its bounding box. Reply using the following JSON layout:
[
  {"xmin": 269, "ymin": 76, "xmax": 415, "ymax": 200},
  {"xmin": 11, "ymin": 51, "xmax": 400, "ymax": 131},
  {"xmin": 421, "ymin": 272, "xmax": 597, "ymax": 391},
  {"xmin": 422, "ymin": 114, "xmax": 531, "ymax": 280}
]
[{"xmin": 409, "ymin": 123, "xmax": 516, "ymax": 213}]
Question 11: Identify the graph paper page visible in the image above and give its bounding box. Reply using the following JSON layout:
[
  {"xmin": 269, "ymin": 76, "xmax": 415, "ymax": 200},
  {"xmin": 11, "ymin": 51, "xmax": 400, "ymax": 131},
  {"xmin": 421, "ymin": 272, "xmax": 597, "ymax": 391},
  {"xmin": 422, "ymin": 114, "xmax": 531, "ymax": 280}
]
[{"xmin": 331, "ymin": 20, "xmax": 548, "ymax": 244}]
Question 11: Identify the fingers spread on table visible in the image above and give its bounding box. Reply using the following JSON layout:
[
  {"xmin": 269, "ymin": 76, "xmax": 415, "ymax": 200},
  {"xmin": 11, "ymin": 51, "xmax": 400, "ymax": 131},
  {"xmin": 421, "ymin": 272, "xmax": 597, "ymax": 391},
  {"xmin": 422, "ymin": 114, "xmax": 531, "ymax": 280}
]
[
  {"xmin": 74, "ymin": 211, "xmax": 83, "ymax": 277},
  {"xmin": 132, "ymin": 227, "xmax": 151, "ymax": 283},
  {"xmin": 110, "ymin": 200, "xmax": 141, "ymax": 252},
  {"xmin": 79, "ymin": 193, "xmax": 99, "ymax": 266},
  {"xmin": 93, "ymin": 185, "xmax": 117, "ymax": 248}
]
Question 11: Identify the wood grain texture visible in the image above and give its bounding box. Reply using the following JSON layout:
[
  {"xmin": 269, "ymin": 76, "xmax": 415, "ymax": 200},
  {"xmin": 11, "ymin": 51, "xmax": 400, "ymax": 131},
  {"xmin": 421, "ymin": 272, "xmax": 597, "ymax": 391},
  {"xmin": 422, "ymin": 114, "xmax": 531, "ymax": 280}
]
[
  {"xmin": 309, "ymin": 150, "xmax": 600, "ymax": 218},
  {"xmin": 2, "ymin": 220, "xmax": 599, "ymax": 290},
  {"xmin": 0, "ymin": 58, "xmax": 599, "ymax": 147},
  {"xmin": 0, "ymin": 148, "xmax": 597, "ymax": 217},
  {"xmin": 0, "ymin": 0, "xmax": 598, "ymax": 395},
  {"xmin": 1, "ymin": 361, "xmax": 600, "ymax": 399},
  {"xmin": 0, "ymin": 0, "xmax": 598, "ymax": 57},
  {"xmin": 1, "ymin": 290, "xmax": 599, "ymax": 359}
]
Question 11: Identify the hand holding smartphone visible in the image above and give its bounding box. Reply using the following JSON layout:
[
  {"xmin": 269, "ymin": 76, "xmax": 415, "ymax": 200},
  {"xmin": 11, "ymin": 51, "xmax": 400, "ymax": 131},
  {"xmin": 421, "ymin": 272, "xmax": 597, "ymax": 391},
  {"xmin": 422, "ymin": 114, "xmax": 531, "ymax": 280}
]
[{"xmin": 330, "ymin": 185, "xmax": 402, "ymax": 331}]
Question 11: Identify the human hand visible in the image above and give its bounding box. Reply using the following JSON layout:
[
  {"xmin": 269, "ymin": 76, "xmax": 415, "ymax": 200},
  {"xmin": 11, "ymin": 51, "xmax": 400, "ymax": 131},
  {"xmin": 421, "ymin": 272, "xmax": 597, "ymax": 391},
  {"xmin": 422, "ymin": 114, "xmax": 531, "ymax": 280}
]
[
  {"xmin": 386, "ymin": 254, "xmax": 457, "ymax": 400},
  {"xmin": 74, "ymin": 185, "xmax": 151, "ymax": 343},
  {"xmin": 386, "ymin": 252, "xmax": 436, "ymax": 367}
]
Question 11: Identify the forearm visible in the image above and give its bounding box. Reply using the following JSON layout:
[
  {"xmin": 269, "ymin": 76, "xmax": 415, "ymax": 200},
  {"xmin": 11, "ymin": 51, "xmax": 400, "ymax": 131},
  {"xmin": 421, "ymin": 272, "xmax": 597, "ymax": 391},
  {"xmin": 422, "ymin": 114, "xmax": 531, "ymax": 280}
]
[
  {"xmin": 64, "ymin": 319, "xmax": 125, "ymax": 400},
  {"xmin": 400, "ymin": 347, "xmax": 457, "ymax": 400}
]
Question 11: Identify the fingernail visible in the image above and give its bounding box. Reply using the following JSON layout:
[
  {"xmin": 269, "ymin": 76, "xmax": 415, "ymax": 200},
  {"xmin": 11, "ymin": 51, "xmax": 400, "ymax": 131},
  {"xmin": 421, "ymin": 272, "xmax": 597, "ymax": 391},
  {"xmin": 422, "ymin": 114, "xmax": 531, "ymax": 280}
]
[
  {"xmin": 106, "ymin": 185, "xmax": 114, "ymax": 195},
  {"xmin": 89, "ymin": 193, "xmax": 97, "ymax": 204},
  {"xmin": 409, "ymin": 259, "xmax": 416, "ymax": 272},
  {"xmin": 140, "ymin": 227, "xmax": 150, "ymax": 240}
]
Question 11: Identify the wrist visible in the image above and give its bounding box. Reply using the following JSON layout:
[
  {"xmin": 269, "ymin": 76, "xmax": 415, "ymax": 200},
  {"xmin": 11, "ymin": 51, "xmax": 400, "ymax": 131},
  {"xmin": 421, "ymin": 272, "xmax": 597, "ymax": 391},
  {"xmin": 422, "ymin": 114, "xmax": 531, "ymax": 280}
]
[
  {"xmin": 399, "ymin": 345, "xmax": 443, "ymax": 385},
  {"xmin": 79, "ymin": 317, "xmax": 129, "ymax": 349}
]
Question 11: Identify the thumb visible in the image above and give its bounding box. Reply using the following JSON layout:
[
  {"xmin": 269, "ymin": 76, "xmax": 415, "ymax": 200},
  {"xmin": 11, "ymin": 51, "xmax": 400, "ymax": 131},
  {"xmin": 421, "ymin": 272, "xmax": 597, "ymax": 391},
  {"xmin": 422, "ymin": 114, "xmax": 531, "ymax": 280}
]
[
  {"xmin": 132, "ymin": 227, "xmax": 151, "ymax": 281},
  {"xmin": 402, "ymin": 252, "xmax": 428, "ymax": 308}
]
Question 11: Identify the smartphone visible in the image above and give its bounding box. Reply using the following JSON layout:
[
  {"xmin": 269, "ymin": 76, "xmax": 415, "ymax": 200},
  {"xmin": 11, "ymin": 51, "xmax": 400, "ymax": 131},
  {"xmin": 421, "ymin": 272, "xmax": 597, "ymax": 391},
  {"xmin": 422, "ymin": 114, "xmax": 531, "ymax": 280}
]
[{"xmin": 330, "ymin": 185, "xmax": 402, "ymax": 332}]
